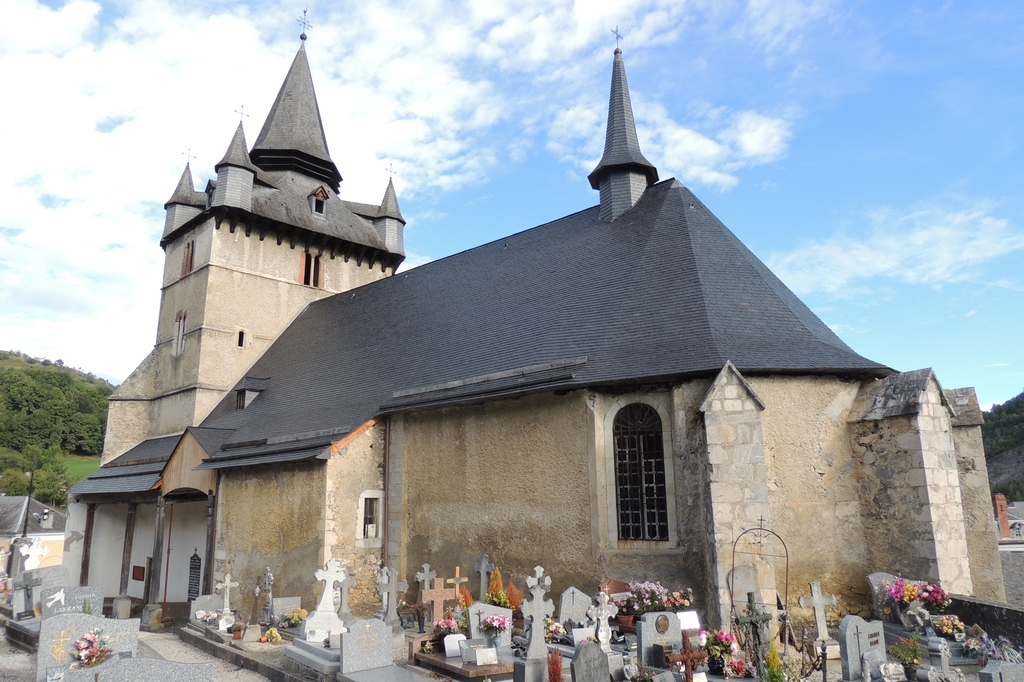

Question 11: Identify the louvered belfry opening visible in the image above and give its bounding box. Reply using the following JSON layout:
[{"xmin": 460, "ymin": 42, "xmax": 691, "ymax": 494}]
[{"xmin": 613, "ymin": 403, "xmax": 669, "ymax": 541}]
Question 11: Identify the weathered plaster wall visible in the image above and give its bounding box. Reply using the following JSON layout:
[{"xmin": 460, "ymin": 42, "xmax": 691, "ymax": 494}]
[
  {"xmin": 215, "ymin": 461, "xmax": 326, "ymax": 611},
  {"xmin": 89, "ymin": 504, "xmax": 128, "ymax": 598},
  {"xmin": 400, "ymin": 391, "xmax": 595, "ymax": 599},
  {"xmin": 325, "ymin": 423, "xmax": 386, "ymax": 617},
  {"xmin": 752, "ymin": 375, "xmax": 868, "ymax": 615}
]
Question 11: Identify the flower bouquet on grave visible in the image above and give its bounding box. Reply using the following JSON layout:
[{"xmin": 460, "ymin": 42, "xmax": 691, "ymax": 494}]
[
  {"xmin": 727, "ymin": 659, "xmax": 749, "ymax": 678},
  {"xmin": 886, "ymin": 577, "xmax": 951, "ymax": 615},
  {"xmin": 195, "ymin": 609, "xmax": 220, "ymax": 626},
  {"xmin": 263, "ymin": 627, "xmax": 281, "ymax": 644},
  {"xmin": 627, "ymin": 581, "xmax": 670, "ymax": 616},
  {"xmin": 69, "ymin": 628, "xmax": 113, "ymax": 668},
  {"xmin": 543, "ymin": 616, "xmax": 567, "ymax": 644},
  {"xmin": 482, "ymin": 613, "xmax": 511, "ymax": 635},
  {"xmin": 434, "ymin": 618, "xmax": 460, "ymax": 635},
  {"xmin": 889, "ymin": 634, "xmax": 924, "ymax": 667},
  {"xmin": 278, "ymin": 608, "xmax": 308, "ymax": 628},
  {"xmin": 486, "ymin": 568, "xmax": 512, "ymax": 608},
  {"xmin": 701, "ymin": 630, "xmax": 737, "ymax": 660},
  {"xmin": 936, "ymin": 615, "xmax": 965, "ymax": 637}
]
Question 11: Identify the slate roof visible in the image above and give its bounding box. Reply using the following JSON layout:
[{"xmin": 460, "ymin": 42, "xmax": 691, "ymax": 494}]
[
  {"xmin": 197, "ymin": 177, "xmax": 889, "ymax": 468},
  {"xmin": 588, "ymin": 49, "xmax": 658, "ymax": 189},
  {"xmin": 67, "ymin": 433, "xmax": 180, "ymax": 496},
  {"xmin": 165, "ymin": 163, "xmax": 206, "ymax": 209},
  {"xmin": 0, "ymin": 497, "xmax": 67, "ymax": 535}
]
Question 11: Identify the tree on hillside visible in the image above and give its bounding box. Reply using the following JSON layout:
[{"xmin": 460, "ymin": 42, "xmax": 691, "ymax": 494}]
[{"xmin": 984, "ymin": 389, "xmax": 1024, "ymax": 457}]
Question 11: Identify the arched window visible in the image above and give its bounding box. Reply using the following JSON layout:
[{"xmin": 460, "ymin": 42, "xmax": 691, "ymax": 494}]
[{"xmin": 613, "ymin": 403, "xmax": 668, "ymax": 541}]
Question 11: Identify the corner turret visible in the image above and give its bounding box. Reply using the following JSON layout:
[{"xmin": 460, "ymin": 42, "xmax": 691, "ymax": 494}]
[
  {"xmin": 211, "ymin": 123, "xmax": 257, "ymax": 210},
  {"xmin": 588, "ymin": 48, "xmax": 659, "ymax": 222},
  {"xmin": 373, "ymin": 178, "xmax": 405, "ymax": 255},
  {"xmin": 162, "ymin": 163, "xmax": 206, "ymax": 238}
]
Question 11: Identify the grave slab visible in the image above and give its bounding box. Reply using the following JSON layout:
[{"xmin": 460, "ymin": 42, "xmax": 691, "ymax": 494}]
[
  {"xmin": 100, "ymin": 657, "xmax": 216, "ymax": 682},
  {"xmin": 637, "ymin": 611, "xmax": 682, "ymax": 667},
  {"xmin": 559, "ymin": 587, "xmax": 593, "ymax": 626},
  {"xmin": 467, "ymin": 603, "xmax": 514, "ymax": 640},
  {"xmin": 37, "ymin": 612, "xmax": 139, "ymax": 682},
  {"xmin": 284, "ymin": 637, "xmax": 343, "ymax": 675},
  {"xmin": 40, "ymin": 585, "xmax": 104, "ymax": 620},
  {"xmin": 839, "ymin": 615, "xmax": 885, "ymax": 682},
  {"xmin": 190, "ymin": 595, "xmax": 221, "ymax": 621},
  {"xmin": 571, "ymin": 641, "xmax": 610, "ymax": 682},
  {"xmin": 341, "ymin": 618, "xmax": 393, "ymax": 674},
  {"xmin": 273, "ymin": 597, "xmax": 302, "ymax": 618}
]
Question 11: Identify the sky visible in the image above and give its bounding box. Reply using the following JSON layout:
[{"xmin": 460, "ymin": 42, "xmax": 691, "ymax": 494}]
[{"xmin": 1, "ymin": 0, "xmax": 1023, "ymax": 408}]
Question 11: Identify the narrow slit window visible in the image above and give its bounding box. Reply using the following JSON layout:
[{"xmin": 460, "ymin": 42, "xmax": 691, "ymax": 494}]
[
  {"xmin": 180, "ymin": 240, "xmax": 195, "ymax": 278},
  {"xmin": 236, "ymin": 390, "xmax": 246, "ymax": 409},
  {"xmin": 173, "ymin": 310, "xmax": 187, "ymax": 357},
  {"xmin": 237, "ymin": 331, "xmax": 245, "ymax": 347},
  {"xmin": 302, "ymin": 252, "xmax": 313, "ymax": 286},
  {"xmin": 613, "ymin": 403, "xmax": 668, "ymax": 541},
  {"xmin": 312, "ymin": 254, "xmax": 321, "ymax": 288},
  {"xmin": 363, "ymin": 497, "xmax": 379, "ymax": 538}
]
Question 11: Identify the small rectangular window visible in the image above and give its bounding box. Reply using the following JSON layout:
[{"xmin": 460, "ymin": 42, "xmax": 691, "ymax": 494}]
[
  {"xmin": 302, "ymin": 252, "xmax": 312, "ymax": 286},
  {"xmin": 314, "ymin": 198, "xmax": 325, "ymax": 214},
  {"xmin": 180, "ymin": 240, "xmax": 195, "ymax": 278},
  {"xmin": 237, "ymin": 331, "xmax": 245, "ymax": 347},
  {"xmin": 236, "ymin": 390, "xmax": 245, "ymax": 409},
  {"xmin": 173, "ymin": 311, "xmax": 187, "ymax": 357},
  {"xmin": 363, "ymin": 497, "xmax": 378, "ymax": 539},
  {"xmin": 313, "ymin": 254, "xmax": 321, "ymax": 288}
]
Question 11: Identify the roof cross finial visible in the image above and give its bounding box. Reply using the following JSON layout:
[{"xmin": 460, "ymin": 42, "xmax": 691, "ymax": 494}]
[
  {"xmin": 297, "ymin": 8, "xmax": 312, "ymax": 41},
  {"xmin": 385, "ymin": 161, "xmax": 398, "ymax": 179},
  {"xmin": 182, "ymin": 148, "xmax": 196, "ymax": 165},
  {"xmin": 611, "ymin": 26, "xmax": 623, "ymax": 49},
  {"xmin": 234, "ymin": 105, "xmax": 250, "ymax": 123}
]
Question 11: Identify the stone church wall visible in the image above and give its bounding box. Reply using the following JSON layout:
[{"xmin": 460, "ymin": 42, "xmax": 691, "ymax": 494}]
[
  {"xmin": 324, "ymin": 422, "xmax": 388, "ymax": 617},
  {"xmin": 215, "ymin": 460, "xmax": 326, "ymax": 613}
]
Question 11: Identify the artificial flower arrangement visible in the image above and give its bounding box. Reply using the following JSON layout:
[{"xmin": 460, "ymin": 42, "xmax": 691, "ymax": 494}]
[
  {"xmin": 263, "ymin": 627, "xmax": 282, "ymax": 643},
  {"xmin": 936, "ymin": 615, "xmax": 966, "ymax": 636},
  {"xmin": 962, "ymin": 633, "xmax": 1024, "ymax": 664},
  {"xmin": 278, "ymin": 608, "xmax": 309, "ymax": 628},
  {"xmin": 543, "ymin": 617, "xmax": 566, "ymax": 643},
  {"xmin": 434, "ymin": 618, "xmax": 460, "ymax": 635},
  {"xmin": 481, "ymin": 613, "xmax": 512, "ymax": 635},
  {"xmin": 888, "ymin": 635, "xmax": 924, "ymax": 667},
  {"xmin": 70, "ymin": 628, "xmax": 113, "ymax": 668},
  {"xmin": 886, "ymin": 577, "xmax": 951, "ymax": 614},
  {"xmin": 614, "ymin": 581, "xmax": 694, "ymax": 616},
  {"xmin": 701, "ymin": 630, "xmax": 737, "ymax": 660},
  {"xmin": 405, "ymin": 601, "xmax": 429, "ymax": 618},
  {"xmin": 727, "ymin": 659, "xmax": 749, "ymax": 677},
  {"xmin": 486, "ymin": 568, "xmax": 512, "ymax": 609},
  {"xmin": 194, "ymin": 609, "xmax": 220, "ymax": 626}
]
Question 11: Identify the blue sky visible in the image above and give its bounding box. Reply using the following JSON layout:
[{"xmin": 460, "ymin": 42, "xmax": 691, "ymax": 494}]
[{"xmin": 1, "ymin": 0, "xmax": 1022, "ymax": 407}]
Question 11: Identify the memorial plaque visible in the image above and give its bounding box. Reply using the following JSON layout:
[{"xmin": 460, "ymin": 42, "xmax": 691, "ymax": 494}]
[
  {"xmin": 188, "ymin": 551, "xmax": 202, "ymax": 602},
  {"xmin": 476, "ymin": 647, "xmax": 499, "ymax": 665}
]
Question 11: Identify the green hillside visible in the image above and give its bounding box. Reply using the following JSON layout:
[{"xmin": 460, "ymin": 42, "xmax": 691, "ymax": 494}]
[
  {"xmin": 0, "ymin": 350, "xmax": 113, "ymax": 508},
  {"xmin": 983, "ymin": 389, "xmax": 1024, "ymax": 458}
]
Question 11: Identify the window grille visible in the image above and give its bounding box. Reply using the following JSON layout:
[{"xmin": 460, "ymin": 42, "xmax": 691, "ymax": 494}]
[{"xmin": 613, "ymin": 403, "xmax": 668, "ymax": 541}]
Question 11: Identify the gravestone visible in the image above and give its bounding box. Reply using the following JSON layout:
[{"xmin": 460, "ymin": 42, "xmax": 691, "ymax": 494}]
[
  {"xmin": 867, "ymin": 573, "xmax": 896, "ymax": 621},
  {"xmin": 875, "ymin": 661, "xmax": 908, "ymax": 682},
  {"xmin": 839, "ymin": 615, "xmax": 886, "ymax": 682},
  {"xmin": 799, "ymin": 580, "xmax": 837, "ymax": 642},
  {"xmin": 515, "ymin": 566, "xmax": 556, "ymax": 682},
  {"xmin": 422, "ymin": 577, "xmax": 457, "ymax": 624},
  {"xmin": 414, "ymin": 563, "xmax": 436, "ymax": 593},
  {"xmin": 260, "ymin": 567, "xmax": 274, "ymax": 624},
  {"xmin": 572, "ymin": 641, "xmax": 610, "ymax": 682},
  {"xmin": 979, "ymin": 661, "xmax": 1024, "ymax": 682},
  {"xmin": 37, "ymin": 612, "xmax": 139, "ymax": 682},
  {"xmin": 190, "ymin": 594, "xmax": 221, "ymax": 621},
  {"xmin": 337, "ymin": 572, "xmax": 356, "ymax": 623},
  {"xmin": 636, "ymin": 611, "xmax": 682, "ymax": 666},
  {"xmin": 467, "ymin": 602, "xmax": 514, "ymax": 640},
  {"xmin": 444, "ymin": 633, "xmax": 467, "ymax": 657},
  {"xmin": 375, "ymin": 566, "xmax": 408, "ymax": 627},
  {"xmin": 588, "ymin": 590, "xmax": 618, "ymax": 654},
  {"xmin": 559, "ymin": 586, "xmax": 593, "ymax": 626},
  {"xmin": 447, "ymin": 566, "xmax": 469, "ymax": 597},
  {"xmin": 14, "ymin": 565, "xmax": 68, "ymax": 620},
  {"xmin": 40, "ymin": 585, "xmax": 104, "ymax": 619},
  {"xmin": 476, "ymin": 554, "xmax": 495, "ymax": 602},
  {"xmin": 102, "ymin": 657, "xmax": 216, "ymax": 682},
  {"xmin": 573, "ymin": 626, "xmax": 595, "ymax": 646},
  {"xmin": 273, "ymin": 596, "xmax": 302, "ymax": 618},
  {"xmin": 340, "ymin": 618, "xmax": 393, "ymax": 673},
  {"xmin": 187, "ymin": 550, "xmax": 202, "ymax": 602},
  {"xmin": 302, "ymin": 560, "xmax": 348, "ymax": 641},
  {"xmin": 460, "ymin": 638, "xmax": 489, "ymax": 664}
]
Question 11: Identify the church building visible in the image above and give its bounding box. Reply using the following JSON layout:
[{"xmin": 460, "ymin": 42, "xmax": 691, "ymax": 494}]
[{"xmin": 66, "ymin": 38, "xmax": 1004, "ymax": 628}]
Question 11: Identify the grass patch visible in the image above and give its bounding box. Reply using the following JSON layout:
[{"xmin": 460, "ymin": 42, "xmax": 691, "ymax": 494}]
[{"xmin": 67, "ymin": 456, "xmax": 101, "ymax": 484}]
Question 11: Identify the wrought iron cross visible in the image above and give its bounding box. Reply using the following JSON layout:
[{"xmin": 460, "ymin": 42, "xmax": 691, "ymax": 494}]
[
  {"xmin": 234, "ymin": 105, "xmax": 249, "ymax": 123},
  {"xmin": 385, "ymin": 161, "xmax": 398, "ymax": 179},
  {"xmin": 611, "ymin": 26, "xmax": 623, "ymax": 48},
  {"xmin": 182, "ymin": 149, "xmax": 196, "ymax": 165},
  {"xmin": 297, "ymin": 8, "xmax": 312, "ymax": 40}
]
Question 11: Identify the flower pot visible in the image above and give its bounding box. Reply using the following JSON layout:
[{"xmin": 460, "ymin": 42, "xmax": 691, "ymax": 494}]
[
  {"xmin": 904, "ymin": 665, "xmax": 917, "ymax": 681},
  {"xmin": 618, "ymin": 615, "xmax": 635, "ymax": 626},
  {"xmin": 418, "ymin": 616, "xmax": 425, "ymax": 634},
  {"xmin": 484, "ymin": 632, "xmax": 503, "ymax": 649},
  {"xmin": 708, "ymin": 655, "xmax": 725, "ymax": 675},
  {"xmin": 233, "ymin": 631, "xmax": 242, "ymax": 639}
]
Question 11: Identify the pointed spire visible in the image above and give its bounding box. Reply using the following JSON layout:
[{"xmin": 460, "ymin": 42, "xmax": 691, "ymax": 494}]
[
  {"xmin": 378, "ymin": 177, "xmax": 405, "ymax": 223},
  {"xmin": 250, "ymin": 43, "xmax": 342, "ymax": 190},
  {"xmin": 165, "ymin": 162, "xmax": 204, "ymax": 208},
  {"xmin": 216, "ymin": 122, "xmax": 257, "ymax": 173},
  {"xmin": 587, "ymin": 48, "xmax": 658, "ymax": 190}
]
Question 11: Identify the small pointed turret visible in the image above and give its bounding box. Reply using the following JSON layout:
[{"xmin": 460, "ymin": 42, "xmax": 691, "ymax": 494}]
[
  {"xmin": 373, "ymin": 177, "xmax": 405, "ymax": 255},
  {"xmin": 211, "ymin": 123, "xmax": 256, "ymax": 210},
  {"xmin": 588, "ymin": 48, "xmax": 659, "ymax": 221},
  {"xmin": 162, "ymin": 163, "xmax": 206, "ymax": 239},
  {"xmin": 250, "ymin": 43, "xmax": 342, "ymax": 191}
]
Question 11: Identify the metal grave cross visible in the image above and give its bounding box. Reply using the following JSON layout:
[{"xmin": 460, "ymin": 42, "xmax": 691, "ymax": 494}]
[
  {"xmin": 376, "ymin": 566, "xmax": 408, "ymax": 625},
  {"xmin": 313, "ymin": 560, "xmax": 348, "ymax": 613},
  {"xmin": 587, "ymin": 590, "xmax": 618, "ymax": 654},
  {"xmin": 521, "ymin": 566, "xmax": 555, "ymax": 660},
  {"xmin": 738, "ymin": 592, "xmax": 773, "ymax": 682},
  {"xmin": 446, "ymin": 566, "xmax": 469, "ymax": 598},
  {"xmin": 414, "ymin": 563, "xmax": 436, "ymax": 593},
  {"xmin": 476, "ymin": 553, "xmax": 494, "ymax": 602},
  {"xmin": 14, "ymin": 570, "xmax": 42, "ymax": 609},
  {"xmin": 337, "ymin": 572, "xmax": 357, "ymax": 622},
  {"xmin": 215, "ymin": 573, "xmax": 240, "ymax": 612},
  {"xmin": 674, "ymin": 631, "xmax": 709, "ymax": 682},
  {"xmin": 798, "ymin": 580, "xmax": 836, "ymax": 642},
  {"xmin": 421, "ymin": 577, "xmax": 456, "ymax": 623}
]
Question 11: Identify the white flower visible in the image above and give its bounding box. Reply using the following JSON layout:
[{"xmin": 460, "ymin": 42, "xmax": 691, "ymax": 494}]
[{"xmin": 700, "ymin": 632, "xmax": 708, "ymax": 647}]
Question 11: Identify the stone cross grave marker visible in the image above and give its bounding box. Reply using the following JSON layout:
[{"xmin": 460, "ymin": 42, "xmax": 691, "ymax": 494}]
[
  {"xmin": 559, "ymin": 586, "xmax": 593, "ymax": 626},
  {"xmin": 337, "ymin": 571, "xmax": 357, "ymax": 623},
  {"xmin": 40, "ymin": 585, "xmax": 104, "ymax": 620},
  {"xmin": 215, "ymin": 573, "xmax": 239, "ymax": 613},
  {"xmin": 926, "ymin": 637, "xmax": 952, "ymax": 674},
  {"xmin": 521, "ymin": 565, "xmax": 555, "ymax": 660},
  {"xmin": 261, "ymin": 567, "xmax": 274, "ymax": 624},
  {"xmin": 414, "ymin": 563, "xmax": 436, "ymax": 593},
  {"xmin": 572, "ymin": 641, "xmax": 610, "ymax": 682},
  {"xmin": 587, "ymin": 591, "xmax": 618, "ymax": 654},
  {"xmin": 302, "ymin": 560, "xmax": 348, "ymax": 641},
  {"xmin": 476, "ymin": 554, "xmax": 494, "ymax": 602},
  {"xmin": 447, "ymin": 566, "xmax": 469, "ymax": 601},
  {"xmin": 340, "ymin": 618, "xmax": 393, "ymax": 674},
  {"xmin": 13, "ymin": 570, "xmax": 43, "ymax": 619},
  {"xmin": 838, "ymin": 615, "xmax": 886, "ymax": 682},
  {"xmin": 376, "ymin": 565, "xmax": 408, "ymax": 626},
  {"xmin": 37, "ymin": 612, "xmax": 140, "ymax": 682},
  {"xmin": 422, "ymin": 577, "xmax": 457, "ymax": 623},
  {"xmin": 799, "ymin": 580, "xmax": 837, "ymax": 642},
  {"xmin": 637, "ymin": 611, "xmax": 682, "ymax": 667},
  {"xmin": 738, "ymin": 593, "xmax": 773, "ymax": 682}
]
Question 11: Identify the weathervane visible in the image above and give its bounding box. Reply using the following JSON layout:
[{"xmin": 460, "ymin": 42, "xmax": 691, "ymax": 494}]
[
  {"xmin": 234, "ymin": 105, "xmax": 250, "ymax": 123},
  {"xmin": 297, "ymin": 8, "xmax": 312, "ymax": 41},
  {"xmin": 611, "ymin": 26, "xmax": 623, "ymax": 49}
]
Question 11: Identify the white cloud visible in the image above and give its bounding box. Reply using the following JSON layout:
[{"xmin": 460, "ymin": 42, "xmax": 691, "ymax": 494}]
[{"xmin": 768, "ymin": 204, "xmax": 1024, "ymax": 297}]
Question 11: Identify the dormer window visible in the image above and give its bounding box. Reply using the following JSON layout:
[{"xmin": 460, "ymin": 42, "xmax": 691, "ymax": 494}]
[
  {"xmin": 235, "ymin": 389, "xmax": 260, "ymax": 409},
  {"xmin": 309, "ymin": 186, "xmax": 329, "ymax": 217}
]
